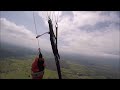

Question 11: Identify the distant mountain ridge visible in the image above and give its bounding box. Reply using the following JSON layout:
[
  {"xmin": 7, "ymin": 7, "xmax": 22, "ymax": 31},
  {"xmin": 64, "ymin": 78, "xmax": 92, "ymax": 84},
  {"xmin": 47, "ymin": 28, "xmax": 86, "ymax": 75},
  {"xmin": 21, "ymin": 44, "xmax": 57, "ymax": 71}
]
[
  {"xmin": 0, "ymin": 41, "xmax": 37, "ymax": 58},
  {"xmin": 0, "ymin": 41, "xmax": 56, "ymax": 59}
]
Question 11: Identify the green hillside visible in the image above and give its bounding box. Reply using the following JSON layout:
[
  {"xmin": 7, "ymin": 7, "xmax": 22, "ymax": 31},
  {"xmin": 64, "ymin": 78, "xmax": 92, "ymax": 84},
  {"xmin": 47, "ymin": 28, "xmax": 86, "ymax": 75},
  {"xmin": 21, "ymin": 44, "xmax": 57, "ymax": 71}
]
[
  {"xmin": 0, "ymin": 57, "xmax": 58, "ymax": 79},
  {"xmin": 0, "ymin": 56, "xmax": 119, "ymax": 79},
  {"xmin": 0, "ymin": 58, "xmax": 105, "ymax": 79}
]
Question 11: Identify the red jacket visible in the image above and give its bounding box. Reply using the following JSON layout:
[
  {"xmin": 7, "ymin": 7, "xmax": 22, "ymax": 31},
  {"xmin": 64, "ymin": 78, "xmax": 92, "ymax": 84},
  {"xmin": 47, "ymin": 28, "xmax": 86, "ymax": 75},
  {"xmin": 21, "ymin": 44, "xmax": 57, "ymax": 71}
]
[{"xmin": 31, "ymin": 57, "xmax": 45, "ymax": 79}]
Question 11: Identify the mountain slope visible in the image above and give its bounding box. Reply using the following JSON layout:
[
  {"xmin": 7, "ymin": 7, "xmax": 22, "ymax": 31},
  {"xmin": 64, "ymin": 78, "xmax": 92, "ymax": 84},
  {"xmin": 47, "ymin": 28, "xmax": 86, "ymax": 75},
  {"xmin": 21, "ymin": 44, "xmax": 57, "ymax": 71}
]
[{"xmin": 0, "ymin": 41, "xmax": 36, "ymax": 58}]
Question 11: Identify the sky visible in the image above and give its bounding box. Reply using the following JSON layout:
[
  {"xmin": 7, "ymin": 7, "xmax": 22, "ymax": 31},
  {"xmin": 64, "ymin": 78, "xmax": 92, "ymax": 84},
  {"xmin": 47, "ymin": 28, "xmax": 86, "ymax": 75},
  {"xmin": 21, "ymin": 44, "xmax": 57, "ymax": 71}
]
[{"xmin": 0, "ymin": 11, "xmax": 120, "ymax": 58}]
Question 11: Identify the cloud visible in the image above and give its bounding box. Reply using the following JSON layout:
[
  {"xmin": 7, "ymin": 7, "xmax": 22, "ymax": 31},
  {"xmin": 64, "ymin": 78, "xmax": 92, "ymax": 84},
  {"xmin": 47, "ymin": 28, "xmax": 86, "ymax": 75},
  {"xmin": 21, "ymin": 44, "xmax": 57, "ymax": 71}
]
[
  {"xmin": 37, "ymin": 11, "xmax": 63, "ymax": 30},
  {"xmin": 1, "ymin": 18, "xmax": 35, "ymax": 38},
  {"xmin": 1, "ymin": 11, "xmax": 119, "ymax": 58},
  {"xmin": 0, "ymin": 18, "xmax": 51, "ymax": 50},
  {"xmin": 55, "ymin": 11, "xmax": 120, "ymax": 57}
]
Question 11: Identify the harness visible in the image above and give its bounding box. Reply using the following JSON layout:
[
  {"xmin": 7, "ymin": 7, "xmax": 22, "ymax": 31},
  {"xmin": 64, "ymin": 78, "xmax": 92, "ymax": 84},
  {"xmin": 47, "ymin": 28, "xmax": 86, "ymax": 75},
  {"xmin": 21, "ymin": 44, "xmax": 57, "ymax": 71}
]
[{"xmin": 31, "ymin": 71, "xmax": 44, "ymax": 78}]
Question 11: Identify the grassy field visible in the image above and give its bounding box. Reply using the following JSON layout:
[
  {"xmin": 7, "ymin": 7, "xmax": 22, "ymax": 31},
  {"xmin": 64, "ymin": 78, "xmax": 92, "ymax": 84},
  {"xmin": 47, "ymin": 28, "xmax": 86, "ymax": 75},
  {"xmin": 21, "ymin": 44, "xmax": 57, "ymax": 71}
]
[
  {"xmin": 0, "ymin": 57, "xmax": 59, "ymax": 79},
  {"xmin": 61, "ymin": 62, "xmax": 106, "ymax": 79},
  {"xmin": 0, "ymin": 57, "xmax": 94, "ymax": 79},
  {"xmin": 0, "ymin": 57, "xmax": 119, "ymax": 79}
]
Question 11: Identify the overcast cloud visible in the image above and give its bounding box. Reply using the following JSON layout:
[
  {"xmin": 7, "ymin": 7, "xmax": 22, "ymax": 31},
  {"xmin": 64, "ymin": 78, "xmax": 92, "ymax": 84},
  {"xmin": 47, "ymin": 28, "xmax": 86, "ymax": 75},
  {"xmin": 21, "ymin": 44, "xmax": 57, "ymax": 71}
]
[{"xmin": 0, "ymin": 11, "xmax": 120, "ymax": 58}]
